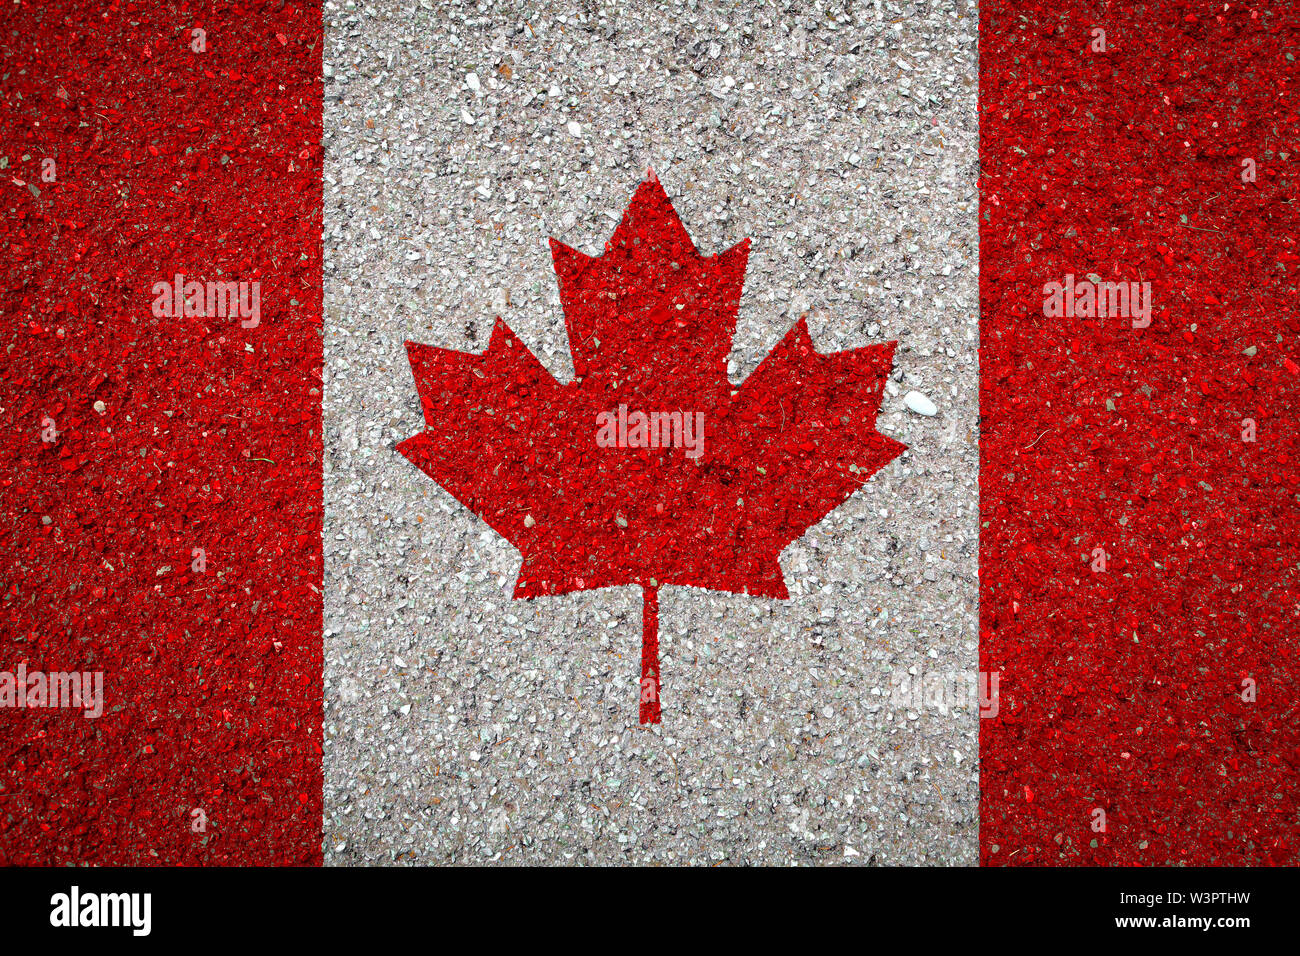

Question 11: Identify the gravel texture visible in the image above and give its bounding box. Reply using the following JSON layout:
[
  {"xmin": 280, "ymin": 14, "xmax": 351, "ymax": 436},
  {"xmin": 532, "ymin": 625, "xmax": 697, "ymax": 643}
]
[{"xmin": 322, "ymin": 0, "xmax": 979, "ymax": 865}]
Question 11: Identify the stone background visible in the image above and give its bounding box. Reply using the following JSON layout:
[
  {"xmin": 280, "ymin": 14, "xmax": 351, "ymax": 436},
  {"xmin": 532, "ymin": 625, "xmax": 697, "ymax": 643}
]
[{"xmin": 322, "ymin": 0, "xmax": 979, "ymax": 864}]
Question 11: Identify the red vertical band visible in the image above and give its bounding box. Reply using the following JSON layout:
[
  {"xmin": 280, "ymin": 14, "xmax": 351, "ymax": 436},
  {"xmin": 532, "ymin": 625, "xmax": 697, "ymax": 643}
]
[
  {"xmin": 640, "ymin": 586, "xmax": 661, "ymax": 725},
  {"xmin": 0, "ymin": 3, "xmax": 323, "ymax": 863},
  {"xmin": 981, "ymin": 2, "xmax": 1300, "ymax": 864}
]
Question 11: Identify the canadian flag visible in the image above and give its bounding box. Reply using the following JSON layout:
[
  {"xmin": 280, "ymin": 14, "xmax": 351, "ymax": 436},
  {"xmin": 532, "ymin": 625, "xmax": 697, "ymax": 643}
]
[{"xmin": 1, "ymin": 0, "xmax": 1297, "ymax": 870}]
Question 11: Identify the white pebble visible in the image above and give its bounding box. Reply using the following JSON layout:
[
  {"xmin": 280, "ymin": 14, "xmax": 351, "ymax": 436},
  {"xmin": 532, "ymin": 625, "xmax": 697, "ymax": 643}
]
[{"xmin": 903, "ymin": 390, "xmax": 937, "ymax": 417}]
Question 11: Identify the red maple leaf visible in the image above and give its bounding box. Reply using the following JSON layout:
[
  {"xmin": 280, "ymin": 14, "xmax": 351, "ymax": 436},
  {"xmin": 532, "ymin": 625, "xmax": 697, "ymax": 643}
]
[{"xmin": 399, "ymin": 172, "xmax": 905, "ymax": 723}]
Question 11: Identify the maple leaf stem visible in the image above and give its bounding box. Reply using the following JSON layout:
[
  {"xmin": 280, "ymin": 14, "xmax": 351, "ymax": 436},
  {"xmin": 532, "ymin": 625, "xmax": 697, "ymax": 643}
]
[{"xmin": 640, "ymin": 585, "xmax": 661, "ymax": 725}]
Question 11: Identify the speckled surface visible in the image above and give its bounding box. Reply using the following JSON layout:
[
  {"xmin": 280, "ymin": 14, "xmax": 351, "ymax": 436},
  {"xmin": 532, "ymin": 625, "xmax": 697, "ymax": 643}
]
[{"xmin": 322, "ymin": 0, "xmax": 979, "ymax": 864}]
